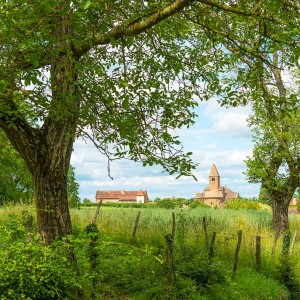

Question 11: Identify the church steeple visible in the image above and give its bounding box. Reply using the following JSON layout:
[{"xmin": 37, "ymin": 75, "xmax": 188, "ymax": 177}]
[{"xmin": 209, "ymin": 164, "xmax": 220, "ymax": 190}]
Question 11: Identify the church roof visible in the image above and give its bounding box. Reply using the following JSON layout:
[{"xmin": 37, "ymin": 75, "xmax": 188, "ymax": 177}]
[
  {"xmin": 204, "ymin": 190, "xmax": 224, "ymax": 199},
  {"xmin": 195, "ymin": 192, "xmax": 204, "ymax": 199},
  {"xmin": 224, "ymin": 186, "xmax": 239, "ymax": 199},
  {"xmin": 209, "ymin": 164, "xmax": 220, "ymax": 177}
]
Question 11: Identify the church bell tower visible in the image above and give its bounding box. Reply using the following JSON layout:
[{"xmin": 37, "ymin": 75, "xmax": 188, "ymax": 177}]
[{"xmin": 209, "ymin": 164, "xmax": 220, "ymax": 191}]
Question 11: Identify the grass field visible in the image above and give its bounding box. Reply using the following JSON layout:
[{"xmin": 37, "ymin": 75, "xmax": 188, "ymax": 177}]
[{"xmin": 0, "ymin": 204, "xmax": 300, "ymax": 299}]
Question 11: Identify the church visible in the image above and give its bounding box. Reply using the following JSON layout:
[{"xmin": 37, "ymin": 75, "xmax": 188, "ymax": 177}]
[{"xmin": 194, "ymin": 164, "xmax": 240, "ymax": 207}]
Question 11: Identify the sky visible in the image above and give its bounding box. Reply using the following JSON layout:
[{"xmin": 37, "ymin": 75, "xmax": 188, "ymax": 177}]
[{"xmin": 71, "ymin": 99, "xmax": 261, "ymax": 202}]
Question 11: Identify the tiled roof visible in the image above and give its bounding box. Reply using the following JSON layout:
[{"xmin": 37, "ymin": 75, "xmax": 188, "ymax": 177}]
[
  {"xmin": 224, "ymin": 186, "xmax": 239, "ymax": 199},
  {"xmin": 204, "ymin": 190, "xmax": 224, "ymax": 199},
  {"xmin": 96, "ymin": 190, "xmax": 148, "ymax": 200},
  {"xmin": 195, "ymin": 193, "xmax": 204, "ymax": 199}
]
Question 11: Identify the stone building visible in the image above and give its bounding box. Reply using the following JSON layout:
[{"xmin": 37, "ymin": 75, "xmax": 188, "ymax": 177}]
[{"xmin": 194, "ymin": 164, "xmax": 240, "ymax": 207}]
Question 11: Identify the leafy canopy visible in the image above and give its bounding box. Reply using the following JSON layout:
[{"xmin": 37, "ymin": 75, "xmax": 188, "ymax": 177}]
[{"xmin": 0, "ymin": 0, "xmax": 299, "ymax": 178}]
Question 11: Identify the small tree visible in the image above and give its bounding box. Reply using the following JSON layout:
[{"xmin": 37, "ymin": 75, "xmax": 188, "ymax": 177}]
[{"xmin": 67, "ymin": 166, "xmax": 80, "ymax": 208}]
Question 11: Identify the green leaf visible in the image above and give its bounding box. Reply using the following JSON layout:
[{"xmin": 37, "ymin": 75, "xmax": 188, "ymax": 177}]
[
  {"xmin": 83, "ymin": 0, "xmax": 91, "ymax": 10},
  {"xmin": 122, "ymin": 99, "xmax": 129, "ymax": 110}
]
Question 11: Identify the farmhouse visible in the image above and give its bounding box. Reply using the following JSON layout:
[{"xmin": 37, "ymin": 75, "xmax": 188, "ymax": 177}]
[
  {"xmin": 95, "ymin": 190, "xmax": 149, "ymax": 203},
  {"xmin": 194, "ymin": 164, "xmax": 240, "ymax": 207}
]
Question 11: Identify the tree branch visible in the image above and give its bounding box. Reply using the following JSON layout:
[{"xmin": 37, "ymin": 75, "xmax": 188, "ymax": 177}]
[
  {"xmin": 76, "ymin": 0, "xmax": 193, "ymax": 56},
  {"xmin": 0, "ymin": 95, "xmax": 38, "ymax": 172}
]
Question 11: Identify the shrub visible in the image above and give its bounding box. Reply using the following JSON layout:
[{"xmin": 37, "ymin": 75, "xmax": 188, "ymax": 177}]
[
  {"xmin": 0, "ymin": 214, "xmax": 80, "ymax": 299},
  {"xmin": 80, "ymin": 201, "xmax": 150, "ymax": 208},
  {"xmin": 156, "ymin": 198, "xmax": 177, "ymax": 209},
  {"xmin": 224, "ymin": 199, "xmax": 261, "ymax": 210},
  {"xmin": 189, "ymin": 200, "xmax": 210, "ymax": 209}
]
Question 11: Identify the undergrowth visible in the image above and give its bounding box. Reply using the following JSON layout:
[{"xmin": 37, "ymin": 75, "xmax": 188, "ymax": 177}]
[{"xmin": 0, "ymin": 205, "xmax": 298, "ymax": 299}]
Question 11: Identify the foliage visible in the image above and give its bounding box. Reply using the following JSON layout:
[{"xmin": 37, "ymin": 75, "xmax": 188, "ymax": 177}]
[
  {"xmin": 179, "ymin": 0, "xmax": 300, "ymax": 233},
  {"xmin": 0, "ymin": 213, "xmax": 80, "ymax": 299},
  {"xmin": 0, "ymin": 129, "xmax": 80, "ymax": 207},
  {"xmin": 258, "ymin": 187, "xmax": 273, "ymax": 207},
  {"xmin": 189, "ymin": 200, "xmax": 210, "ymax": 209},
  {"xmin": 276, "ymin": 230, "xmax": 300, "ymax": 299},
  {"xmin": 295, "ymin": 188, "xmax": 300, "ymax": 212},
  {"xmin": 1, "ymin": 205, "xmax": 297, "ymax": 299},
  {"xmin": 0, "ymin": 130, "xmax": 34, "ymax": 204},
  {"xmin": 0, "ymin": 0, "xmax": 298, "ymax": 241},
  {"xmin": 82, "ymin": 198, "xmax": 92, "ymax": 204},
  {"xmin": 156, "ymin": 198, "xmax": 179, "ymax": 209},
  {"xmin": 224, "ymin": 199, "xmax": 263, "ymax": 211},
  {"xmin": 209, "ymin": 269, "xmax": 289, "ymax": 300},
  {"xmin": 67, "ymin": 166, "xmax": 80, "ymax": 208},
  {"xmin": 244, "ymin": 59, "xmax": 300, "ymax": 232},
  {"xmin": 81, "ymin": 201, "xmax": 151, "ymax": 208}
]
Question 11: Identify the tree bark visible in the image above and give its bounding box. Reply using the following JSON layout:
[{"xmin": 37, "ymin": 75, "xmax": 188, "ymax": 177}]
[
  {"xmin": 33, "ymin": 128, "xmax": 74, "ymax": 243},
  {"xmin": 271, "ymin": 193, "xmax": 290, "ymax": 235},
  {"xmin": 0, "ymin": 5, "xmax": 79, "ymax": 244}
]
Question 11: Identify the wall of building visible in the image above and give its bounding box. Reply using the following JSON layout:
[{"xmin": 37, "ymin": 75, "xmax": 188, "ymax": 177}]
[
  {"xmin": 97, "ymin": 198, "xmax": 119, "ymax": 203},
  {"xmin": 203, "ymin": 198, "xmax": 222, "ymax": 207},
  {"xmin": 136, "ymin": 195, "xmax": 145, "ymax": 203}
]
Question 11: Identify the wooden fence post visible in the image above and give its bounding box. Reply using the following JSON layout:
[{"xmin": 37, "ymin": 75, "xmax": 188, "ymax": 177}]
[
  {"xmin": 232, "ymin": 230, "xmax": 242, "ymax": 279},
  {"xmin": 25, "ymin": 215, "xmax": 34, "ymax": 242},
  {"xmin": 271, "ymin": 232, "xmax": 279, "ymax": 263},
  {"xmin": 172, "ymin": 212, "xmax": 176, "ymax": 239},
  {"xmin": 92, "ymin": 199, "xmax": 103, "ymax": 225},
  {"xmin": 131, "ymin": 210, "xmax": 141, "ymax": 243},
  {"xmin": 85, "ymin": 199, "xmax": 103, "ymax": 300},
  {"xmin": 165, "ymin": 234, "xmax": 174, "ymax": 300},
  {"xmin": 202, "ymin": 217, "xmax": 209, "ymax": 249},
  {"xmin": 289, "ymin": 230, "xmax": 297, "ymax": 256},
  {"xmin": 209, "ymin": 231, "xmax": 216, "ymax": 262},
  {"xmin": 256, "ymin": 235, "xmax": 261, "ymax": 272}
]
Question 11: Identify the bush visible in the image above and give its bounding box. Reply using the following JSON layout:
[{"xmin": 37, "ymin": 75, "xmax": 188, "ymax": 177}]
[
  {"xmin": 224, "ymin": 199, "xmax": 261, "ymax": 210},
  {"xmin": 0, "ymin": 214, "xmax": 80, "ymax": 299},
  {"xmin": 189, "ymin": 200, "xmax": 210, "ymax": 209},
  {"xmin": 156, "ymin": 198, "xmax": 177, "ymax": 209},
  {"xmin": 80, "ymin": 201, "xmax": 150, "ymax": 208}
]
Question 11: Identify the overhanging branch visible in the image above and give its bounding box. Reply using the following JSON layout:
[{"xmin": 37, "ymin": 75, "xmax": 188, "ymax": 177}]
[{"xmin": 76, "ymin": 0, "xmax": 193, "ymax": 55}]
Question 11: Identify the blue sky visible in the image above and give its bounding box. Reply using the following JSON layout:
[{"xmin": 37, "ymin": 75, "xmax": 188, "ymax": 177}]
[{"xmin": 71, "ymin": 99, "xmax": 260, "ymax": 201}]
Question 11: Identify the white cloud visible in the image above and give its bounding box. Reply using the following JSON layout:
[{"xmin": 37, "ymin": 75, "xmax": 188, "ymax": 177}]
[
  {"xmin": 71, "ymin": 100, "xmax": 259, "ymax": 201},
  {"xmin": 202, "ymin": 101, "xmax": 252, "ymax": 139}
]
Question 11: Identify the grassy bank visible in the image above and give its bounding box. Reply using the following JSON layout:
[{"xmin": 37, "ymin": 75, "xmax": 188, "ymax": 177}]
[{"xmin": 0, "ymin": 204, "xmax": 299, "ymax": 299}]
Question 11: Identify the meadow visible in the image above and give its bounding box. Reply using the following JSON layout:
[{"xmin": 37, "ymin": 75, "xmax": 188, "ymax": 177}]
[{"xmin": 0, "ymin": 204, "xmax": 300, "ymax": 299}]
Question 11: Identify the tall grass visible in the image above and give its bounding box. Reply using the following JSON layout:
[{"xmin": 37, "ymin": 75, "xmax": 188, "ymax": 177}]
[
  {"xmin": 1, "ymin": 204, "xmax": 299, "ymax": 299},
  {"xmin": 70, "ymin": 206, "xmax": 300, "ymax": 275}
]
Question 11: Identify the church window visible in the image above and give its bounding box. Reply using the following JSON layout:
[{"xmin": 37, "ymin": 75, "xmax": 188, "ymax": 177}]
[{"xmin": 212, "ymin": 178, "xmax": 215, "ymax": 181}]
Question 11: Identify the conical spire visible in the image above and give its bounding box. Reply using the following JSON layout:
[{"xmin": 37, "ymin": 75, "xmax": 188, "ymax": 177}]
[
  {"xmin": 209, "ymin": 164, "xmax": 220, "ymax": 177},
  {"xmin": 209, "ymin": 164, "xmax": 220, "ymax": 190}
]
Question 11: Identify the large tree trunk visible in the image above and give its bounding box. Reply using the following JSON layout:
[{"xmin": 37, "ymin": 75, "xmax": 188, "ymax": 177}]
[
  {"xmin": 31, "ymin": 7, "xmax": 79, "ymax": 244},
  {"xmin": 0, "ymin": 6, "xmax": 79, "ymax": 244},
  {"xmin": 271, "ymin": 195, "xmax": 290, "ymax": 235},
  {"xmin": 33, "ymin": 126, "xmax": 74, "ymax": 244}
]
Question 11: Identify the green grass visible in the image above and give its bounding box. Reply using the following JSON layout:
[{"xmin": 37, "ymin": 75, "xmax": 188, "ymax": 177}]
[{"xmin": 1, "ymin": 204, "xmax": 299, "ymax": 299}]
